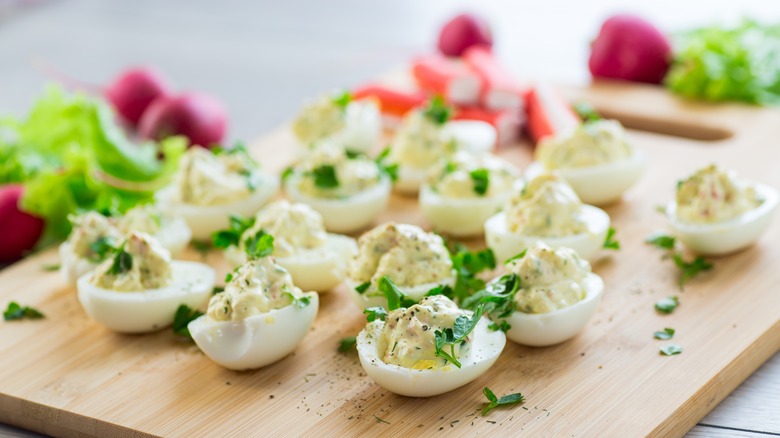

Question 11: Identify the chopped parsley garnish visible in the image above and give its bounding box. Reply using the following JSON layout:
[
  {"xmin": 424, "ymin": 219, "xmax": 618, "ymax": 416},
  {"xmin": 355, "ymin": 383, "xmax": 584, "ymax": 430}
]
[
  {"xmin": 659, "ymin": 344, "xmax": 683, "ymax": 356},
  {"xmin": 332, "ymin": 90, "xmax": 352, "ymax": 109},
  {"xmin": 645, "ymin": 233, "xmax": 713, "ymax": 287},
  {"xmin": 469, "ymin": 168, "xmax": 490, "ymax": 196},
  {"xmin": 3, "ymin": 302, "xmax": 45, "ymax": 321},
  {"xmin": 423, "ymin": 95, "xmax": 452, "ymax": 125},
  {"xmin": 488, "ymin": 320, "xmax": 511, "ymax": 333},
  {"xmin": 41, "ymin": 263, "xmax": 60, "ymax": 271},
  {"xmin": 244, "ymin": 230, "xmax": 275, "ymax": 259},
  {"xmin": 373, "ymin": 415, "xmax": 390, "ymax": 425},
  {"xmin": 107, "ymin": 244, "xmax": 133, "ymax": 276},
  {"xmin": 281, "ymin": 166, "xmax": 294, "ymax": 182},
  {"xmin": 212, "ymin": 286, "xmax": 225, "ymax": 295},
  {"xmin": 345, "ymin": 149, "xmax": 364, "ymax": 159},
  {"xmin": 191, "ymin": 240, "xmax": 213, "ymax": 257},
  {"xmin": 433, "ymin": 305, "xmax": 482, "ymax": 368},
  {"xmin": 89, "ymin": 236, "xmax": 116, "ymax": 262},
  {"xmin": 375, "ymin": 147, "xmax": 398, "ymax": 182},
  {"xmin": 655, "ymin": 296, "xmax": 680, "ymax": 314},
  {"xmin": 338, "ymin": 336, "xmax": 357, "ymax": 353},
  {"xmin": 654, "ymin": 328, "xmax": 676, "ymax": 340},
  {"xmin": 572, "ymin": 101, "xmax": 602, "ymax": 123},
  {"xmin": 378, "ymin": 276, "xmax": 416, "ymax": 310},
  {"xmin": 444, "ymin": 161, "xmax": 458, "ymax": 174},
  {"xmin": 286, "ymin": 293, "xmax": 312, "ymax": 309},
  {"xmin": 425, "ymin": 284, "xmax": 455, "ymax": 299},
  {"xmin": 462, "ymin": 273, "xmax": 521, "ymax": 319},
  {"xmin": 504, "ymin": 249, "xmax": 527, "ymax": 264},
  {"xmin": 355, "ymin": 282, "xmax": 371, "ymax": 294},
  {"xmin": 172, "ymin": 304, "xmax": 203, "ymax": 339},
  {"xmin": 308, "ymin": 164, "xmax": 340, "ymax": 189},
  {"xmin": 448, "ymin": 241, "xmax": 496, "ymax": 303},
  {"xmin": 481, "ymin": 387, "xmax": 525, "ymax": 416},
  {"xmin": 363, "ymin": 306, "xmax": 388, "ymax": 322},
  {"xmin": 212, "ymin": 215, "xmax": 256, "ymax": 249},
  {"xmin": 603, "ymin": 227, "xmax": 620, "ymax": 250}
]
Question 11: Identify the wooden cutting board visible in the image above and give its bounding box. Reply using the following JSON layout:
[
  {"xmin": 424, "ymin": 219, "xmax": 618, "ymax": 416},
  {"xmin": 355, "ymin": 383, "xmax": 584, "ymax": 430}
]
[{"xmin": 1, "ymin": 79, "xmax": 779, "ymax": 438}]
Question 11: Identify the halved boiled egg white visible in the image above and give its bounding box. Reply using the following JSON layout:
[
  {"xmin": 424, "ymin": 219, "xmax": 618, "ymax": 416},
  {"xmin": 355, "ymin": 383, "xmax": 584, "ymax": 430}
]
[
  {"xmin": 442, "ymin": 120, "xmax": 497, "ymax": 155},
  {"xmin": 147, "ymin": 216, "xmax": 192, "ymax": 256},
  {"xmin": 345, "ymin": 274, "xmax": 457, "ymax": 309},
  {"xmin": 60, "ymin": 243, "xmax": 101, "ymax": 286},
  {"xmin": 501, "ymin": 273, "xmax": 604, "ymax": 347},
  {"xmin": 484, "ymin": 207, "xmax": 610, "ymax": 263},
  {"xmin": 356, "ymin": 313, "xmax": 505, "ymax": 397},
  {"xmin": 420, "ymin": 185, "xmax": 507, "ymax": 237},
  {"xmin": 77, "ymin": 261, "xmax": 215, "ymax": 333},
  {"xmin": 188, "ymin": 292, "xmax": 318, "ymax": 370},
  {"xmin": 226, "ymin": 234, "xmax": 357, "ymax": 292},
  {"xmin": 156, "ymin": 174, "xmax": 278, "ymax": 241},
  {"xmin": 666, "ymin": 183, "xmax": 779, "ymax": 255},
  {"xmin": 526, "ymin": 150, "xmax": 646, "ymax": 206},
  {"xmin": 326, "ymin": 99, "xmax": 382, "ymax": 154},
  {"xmin": 284, "ymin": 174, "xmax": 391, "ymax": 234}
]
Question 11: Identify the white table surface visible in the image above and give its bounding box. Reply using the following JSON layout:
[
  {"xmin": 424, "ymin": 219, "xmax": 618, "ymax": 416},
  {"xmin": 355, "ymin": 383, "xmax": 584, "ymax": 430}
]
[{"xmin": 0, "ymin": 0, "xmax": 778, "ymax": 436}]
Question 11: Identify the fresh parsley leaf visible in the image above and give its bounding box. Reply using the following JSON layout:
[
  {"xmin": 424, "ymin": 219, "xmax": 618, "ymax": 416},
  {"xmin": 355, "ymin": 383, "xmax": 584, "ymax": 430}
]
[
  {"xmin": 107, "ymin": 244, "xmax": 133, "ymax": 276},
  {"xmin": 355, "ymin": 282, "xmax": 371, "ymax": 294},
  {"xmin": 286, "ymin": 293, "xmax": 311, "ymax": 309},
  {"xmin": 448, "ymin": 242, "xmax": 496, "ymax": 303},
  {"xmin": 645, "ymin": 234, "xmax": 677, "ymax": 250},
  {"xmin": 423, "ymin": 95, "xmax": 452, "ymax": 125},
  {"xmin": 41, "ymin": 263, "xmax": 60, "ymax": 271},
  {"xmin": 373, "ymin": 415, "xmax": 390, "ymax": 425},
  {"xmin": 363, "ymin": 306, "xmax": 388, "ymax": 322},
  {"xmin": 425, "ymin": 284, "xmax": 454, "ymax": 299},
  {"xmin": 378, "ymin": 276, "xmax": 415, "ymax": 310},
  {"xmin": 433, "ymin": 305, "xmax": 482, "ymax": 368},
  {"xmin": 308, "ymin": 164, "xmax": 339, "ymax": 188},
  {"xmin": 225, "ymin": 272, "xmax": 234, "ymax": 283},
  {"xmin": 332, "ymin": 90, "xmax": 352, "ymax": 109},
  {"xmin": 281, "ymin": 166, "xmax": 294, "ymax": 182},
  {"xmin": 603, "ymin": 227, "xmax": 620, "ymax": 250},
  {"xmin": 572, "ymin": 101, "xmax": 602, "ymax": 123},
  {"xmin": 376, "ymin": 146, "xmax": 391, "ymax": 162},
  {"xmin": 469, "ymin": 168, "xmax": 490, "ymax": 196},
  {"xmin": 375, "ymin": 147, "xmax": 398, "ymax": 182},
  {"xmin": 211, "ymin": 214, "xmax": 256, "ymax": 249},
  {"xmin": 462, "ymin": 273, "xmax": 521, "ymax": 319},
  {"xmin": 655, "ymin": 296, "xmax": 680, "ymax": 314},
  {"xmin": 444, "ymin": 161, "xmax": 457, "ymax": 174},
  {"xmin": 244, "ymin": 230, "xmax": 275, "ymax": 259},
  {"xmin": 672, "ymin": 253, "xmax": 713, "ymax": 287},
  {"xmin": 3, "ymin": 302, "xmax": 45, "ymax": 321},
  {"xmin": 659, "ymin": 344, "xmax": 683, "ymax": 356},
  {"xmin": 172, "ymin": 304, "xmax": 203, "ymax": 339},
  {"xmin": 345, "ymin": 149, "xmax": 364, "ymax": 160},
  {"xmin": 338, "ymin": 336, "xmax": 357, "ymax": 353},
  {"xmin": 654, "ymin": 328, "xmax": 676, "ymax": 340},
  {"xmin": 89, "ymin": 235, "xmax": 116, "ymax": 262},
  {"xmin": 212, "ymin": 286, "xmax": 225, "ymax": 295},
  {"xmin": 504, "ymin": 249, "xmax": 527, "ymax": 264},
  {"xmin": 488, "ymin": 320, "xmax": 511, "ymax": 332},
  {"xmin": 191, "ymin": 239, "xmax": 212, "ymax": 256},
  {"xmin": 481, "ymin": 387, "xmax": 525, "ymax": 416}
]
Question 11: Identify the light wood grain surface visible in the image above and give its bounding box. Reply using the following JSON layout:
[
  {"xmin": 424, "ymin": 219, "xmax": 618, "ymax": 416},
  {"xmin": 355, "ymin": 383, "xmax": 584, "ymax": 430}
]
[{"xmin": 1, "ymin": 1, "xmax": 779, "ymax": 437}]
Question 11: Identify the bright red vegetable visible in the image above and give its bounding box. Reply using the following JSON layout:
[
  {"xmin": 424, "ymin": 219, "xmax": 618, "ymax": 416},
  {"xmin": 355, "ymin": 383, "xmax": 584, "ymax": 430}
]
[
  {"xmin": 0, "ymin": 185, "xmax": 45, "ymax": 263},
  {"xmin": 437, "ymin": 13, "xmax": 493, "ymax": 57},
  {"xmin": 138, "ymin": 92, "xmax": 227, "ymax": 148},
  {"xmin": 589, "ymin": 14, "xmax": 671, "ymax": 84},
  {"xmin": 105, "ymin": 67, "xmax": 172, "ymax": 127},
  {"xmin": 525, "ymin": 83, "xmax": 579, "ymax": 144}
]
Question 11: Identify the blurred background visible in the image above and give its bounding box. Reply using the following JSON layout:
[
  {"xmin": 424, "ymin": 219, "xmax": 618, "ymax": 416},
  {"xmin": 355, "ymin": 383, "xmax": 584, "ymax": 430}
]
[{"xmin": 2, "ymin": 0, "xmax": 778, "ymax": 141}]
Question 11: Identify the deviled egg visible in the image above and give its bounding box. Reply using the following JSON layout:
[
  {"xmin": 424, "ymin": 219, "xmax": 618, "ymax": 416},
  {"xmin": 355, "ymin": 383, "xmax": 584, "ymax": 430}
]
[
  {"xmin": 291, "ymin": 91, "xmax": 381, "ymax": 154},
  {"xmin": 116, "ymin": 204, "xmax": 191, "ymax": 256},
  {"xmin": 356, "ymin": 295, "xmax": 505, "ymax": 397},
  {"xmin": 283, "ymin": 145, "xmax": 391, "ymax": 233},
  {"xmin": 345, "ymin": 223, "xmax": 457, "ymax": 309},
  {"xmin": 77, "ymin": 232, "xmax": 215, "ymax": 333},
  {"xmin": 529, "ymin": 119, "xmax": 646, "ymax": 205},
  {"xmin": 388, "ymin": 98, "xmax": 497, "ymax": 195},
  {"xmin": 156, "ymin": 145, "xmax": 277, "ymax": 240},
  {"xmin": 188, "ymin": 256, "xmax": 318, "ymax": 370},
  {"xmin": 222, "ymin": 200, "xmax": 357, "ymax": 292},
  {"xmin": 484, "ymin": 172, "xmax": 610, "ymax": 263},
  {"xmin": 666, "ymin": 164, "xmax": 778, "ymax": 255},
  {"xmin": 60, "ymin": 212, "xmax": 124, "ymax": 285},
  {"xmin": 464, "ymin": 242, "xmax": 603, "ymax": 347},
  {"xmin": 420, "ymin": 150, "xmax": 519, "ymax": 237}
]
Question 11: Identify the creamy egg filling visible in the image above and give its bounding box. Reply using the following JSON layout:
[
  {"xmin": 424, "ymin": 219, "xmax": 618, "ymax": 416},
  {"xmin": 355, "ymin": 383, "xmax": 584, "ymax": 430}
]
[
  {"xmin": 676, "ymin": 164, "xmax": 764, "ymax": 223},
  {"xmin": 504, "ymin": 173, "xmax": 588, "ymax": 237},
  {"xmin": 349, "ymin": 223, "xmax": 453, "ymax": 288},
  {"xmin": 117, "ymin": 205, "xmax": 163, "ymax": 236},
  {"xmin": 66, "ymin": 212, "xmax": 122, "ymax": 261},
  {"xmin": 292, "ymin": 93, "xmax": 348, "ymax": 146},
  {"xmin": 173, "ymin": 147, "xmax": 260, "ymax": 206},
  {"xmin": 381, "ymin": 295, "xmax": 469, "ymax": 369},
  {"xmin": 427, "ymin": 151, "xmax": 518, "ymax": 198},
  {"xmin": 89, "ymin": 232, "xmax": 172, "ymax": 292},
  {"xmin": 389, "ymin": 110, "xmax": 457, "ymax": 169},
  {"xmin": 293, "ymin": 145, "xmax": 382, "ymax": 199},
  {"xmin": 240, "ymin": 201, "xmax": 327, "ymax": 258},
  {"xmin": 536, "ymin": 119, "xmax": 633, "ymax": 170},
  {"xmin": 508, "ymin": 243, "xmax": 590, "ymax": 314},
  {"xmin": 207, "ymin": 257, "xmax": 304, "ymax": 321}
]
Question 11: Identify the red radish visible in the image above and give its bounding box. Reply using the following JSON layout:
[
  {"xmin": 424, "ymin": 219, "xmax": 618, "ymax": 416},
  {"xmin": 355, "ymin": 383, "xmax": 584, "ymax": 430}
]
[
  {"xmin": 105, "ymin": 67, "xmax": 172, "ymax": 127},
  {"xmin": 437, "ymin": 13, "xmax": 493, "ymax": 57},
  {"xmin": 138, "ymin": 92, "xmax": 227, "ymax": 148},
  {"xmin": 0, "ymin": 185, "xmax": 45, "ymax": 263},
  {"xmin": 589, "ymin": 14, "xmax": 671, "ymax": 84}
]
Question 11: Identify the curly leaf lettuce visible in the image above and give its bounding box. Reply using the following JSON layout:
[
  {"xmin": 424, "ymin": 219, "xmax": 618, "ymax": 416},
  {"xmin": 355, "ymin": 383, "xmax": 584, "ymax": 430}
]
[
  {"xmin": 0, "ymin": 86, "xmax": 186, "ymax": 241},
  {"xmin": 665, "ymin": 21, "xmax": 780, "ymax": 105}
]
